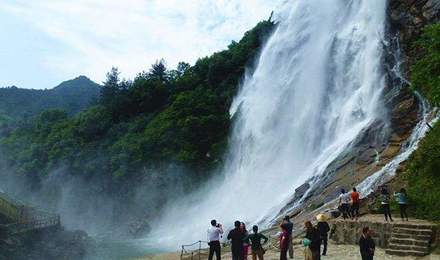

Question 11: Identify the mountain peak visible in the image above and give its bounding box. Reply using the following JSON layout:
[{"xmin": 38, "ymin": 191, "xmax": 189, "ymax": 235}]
[{"xmin": 54, "ymin": 76, "xmax": 101, "ymax": 90}]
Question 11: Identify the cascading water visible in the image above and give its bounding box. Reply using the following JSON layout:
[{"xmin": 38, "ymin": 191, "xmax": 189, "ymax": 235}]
[{"xmin": 151, "ymin": 0, "xmax": 387, "ymax": 249}]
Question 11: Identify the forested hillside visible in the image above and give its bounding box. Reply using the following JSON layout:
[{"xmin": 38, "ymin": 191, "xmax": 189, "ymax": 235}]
[
  {"xmin": 404, "ymin": 23, "xmax": 440, "ymax": 221},
  {"xmin": 0, "ymin": 75, "xmax": 100, "ymax": 121},
  {"xmin": 0, "ymin": 20, "xmax": 275, "ymax": 232}
]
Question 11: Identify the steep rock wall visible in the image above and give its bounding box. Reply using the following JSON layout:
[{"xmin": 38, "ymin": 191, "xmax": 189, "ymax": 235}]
[{"xmin": 275, "ymin": 0, "xmax": 439, "ymax": 226}]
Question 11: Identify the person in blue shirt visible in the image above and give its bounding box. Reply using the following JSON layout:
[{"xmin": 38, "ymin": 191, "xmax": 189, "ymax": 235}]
[{"xmin": 394, "ymin": 188, "xmax": 409, "ymax": 221}]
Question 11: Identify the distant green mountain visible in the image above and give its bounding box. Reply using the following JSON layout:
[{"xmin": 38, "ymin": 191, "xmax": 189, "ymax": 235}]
[{"xmin": 0, "ymin": 76, "xmax": 101, "ymax": 120}]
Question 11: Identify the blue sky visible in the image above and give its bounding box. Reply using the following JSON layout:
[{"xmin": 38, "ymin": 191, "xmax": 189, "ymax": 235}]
[{"xmin": 0, "ymin": 0, "xmax": 282, "ymax": 89}]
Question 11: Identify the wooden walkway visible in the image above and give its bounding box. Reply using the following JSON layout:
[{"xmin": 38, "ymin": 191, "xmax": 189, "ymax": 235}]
[{"xmin": 0, "ymin": 191, "xmax": 60, "ymax": 234}]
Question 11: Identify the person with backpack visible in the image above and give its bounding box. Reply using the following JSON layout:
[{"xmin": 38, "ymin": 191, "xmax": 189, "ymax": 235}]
[
  {"xmin": 207, "ymin": 219, "xmax": 224, "ymax": 260},
  {"xmin": 380, "ymin": 187, "xmax": 393, "ymax": 222},
  {"xmin": 316, "ymin": 214, "xmax": 330, "ymax": 256},
  {"xmin": 228, "ymin": 221, "xmax": 246, "ymax": 260},
  {"xmin": 244, "ymin": 225, "xmax": 268, "ymax": 260},
  {"xmin": 350, "ymin": 187, "xmax": 360, "ymax": 220},
  {"xmin": 394, "ymin": 188, "xmax": 409, "ymax": 221}
]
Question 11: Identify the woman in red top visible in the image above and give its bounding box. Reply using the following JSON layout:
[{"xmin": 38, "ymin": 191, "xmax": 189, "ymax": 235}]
[
  {"xmin": 350, "ymin": 187, "xmax": 360, "ymax": 220},
  {"xmin": 280, "ymin": 226, "xmax": 289, "ymax": 260}
]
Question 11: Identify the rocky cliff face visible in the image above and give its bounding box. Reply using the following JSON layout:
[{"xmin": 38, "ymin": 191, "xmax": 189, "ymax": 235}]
[
  {"xmin": 275, "ymin": 0, "xmax": 439, "ymax": 226},
  {"xmin": 389, "ymin": 0, "xmax": 440, "ymax": 71}
]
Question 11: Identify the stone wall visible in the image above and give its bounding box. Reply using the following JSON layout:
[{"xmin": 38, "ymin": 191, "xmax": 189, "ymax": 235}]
[{"xmin": 329, "ymin": 219, "xmax": 393, "ymax": 248}]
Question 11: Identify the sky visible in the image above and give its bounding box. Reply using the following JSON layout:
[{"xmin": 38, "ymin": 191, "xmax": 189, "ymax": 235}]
[{"xmin": 0, "ymin": 0, "xmax": 282, "ymax": 89}]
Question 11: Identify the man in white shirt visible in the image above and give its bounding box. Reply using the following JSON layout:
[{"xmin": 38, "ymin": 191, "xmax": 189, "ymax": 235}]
[
  {"xmin": 207, "ymin": 219, "xmax": 223, "ymax": 260},
  {"xmin": 338, "ymin": 189, "xmax": 351, "ymax": 220}
]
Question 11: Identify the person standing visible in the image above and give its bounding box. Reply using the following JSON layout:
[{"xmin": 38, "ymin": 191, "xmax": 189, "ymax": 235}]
[
  {"xmin": 279, "ymin": 225, "xmax": 289, "ymax": 260},
  {"xmin": 304, "ymin": 221, "xmax": 321, "ymax": 260},
  {"xmin": 316, "ymin": 214, "xmax": 330, "ymax": 256},
  {"xmin": 228, "ymin": 221, "xmax": 246, "ymax": 260},
  {"xmin": 207, "ymin": 219, "xmax": 223, "ymax": 260},
  {"xmin": 339, "ymin": 189, "xmax": 351, "ymax": 220},
  {"xmin": 280, "ymin": 215, "xmax": 294, "ymax": 258},
  {"xmin": 240, "ymin": 222, "xmax": 250, "ymax": 260},
  {"xmin": 350, "ymin": 187, "xmax": 360, "ymax": 220},
  {"xmin": 380, "ymin": 188, "xmax": 393, "ymax": 222},
  {"xmin": 394, "ymin": 188, "xmax": 409, "ymax": 221},
  {"xmin": 359, "ymin": 227, "xmax": 375, "ymax": 260},
  {"xmin": 245, "ymin": 225, "xmax": 268, "ymax": 260}
]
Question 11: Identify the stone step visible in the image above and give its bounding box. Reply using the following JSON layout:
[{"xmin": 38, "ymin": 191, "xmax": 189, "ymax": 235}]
[
  {"xmin": 393, "ymin": 227, "xmax": 433, "ymax": 236},
  {"xmin": 392, "ymin": 232, "xmax": 431, "ymax": 240},
  {"xmin": 387, "ymin": 242, "xmax": 429, "ymax": 253},
  {"xmin": 386, "ymin": 248, "xmax": 429, "ymax": 257},
  {"xmin": 389, "ymin": 237, "xmax": 429, "ymax": 247},
  {"xmin": 393, "ymin": 223, "xmax": 436, "ymax": 229}
]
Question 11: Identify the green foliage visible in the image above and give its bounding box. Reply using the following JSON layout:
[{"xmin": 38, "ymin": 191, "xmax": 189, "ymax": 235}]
[
  {"xmin": 405, "ymin": 123, "xmax": 440, "ymax": 220},
  {"xmin": 0, "ymin": 20, "xmax": 275, "ymax": 188},
  {"xmin": 399, "ymin": 23, "xmax": 440, "ymax": 221},
  {"xmin": 0, "ymin": 76, "xmax": 100, "ymax": 119},
  {"xmin": 411, "ymin": 23, "xmax": 440, "ymax": 106}
]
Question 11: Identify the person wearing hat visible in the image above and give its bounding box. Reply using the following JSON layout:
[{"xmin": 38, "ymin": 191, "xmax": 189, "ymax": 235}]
[
  {"xmin": 280, "ymin": 215, "xmax": 294, "ymax": 258},
  {"xmin": 316, "ymin": 214, "xmax": 330, "ymax": 256}
]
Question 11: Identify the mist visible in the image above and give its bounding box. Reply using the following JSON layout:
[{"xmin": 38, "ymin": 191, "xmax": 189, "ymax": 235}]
[
  {"xmin": 148, "ymin": 0, "xmax": 388, "ymax": 250},
  {"xmin": 0, "ymin": 151, "xmax": 195, "ymax": 239}
]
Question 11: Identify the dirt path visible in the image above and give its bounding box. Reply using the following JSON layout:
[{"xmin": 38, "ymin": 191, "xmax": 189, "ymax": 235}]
[{"xmin": 137, "ymin": 241, "xmax": 440, "ymax": 260}]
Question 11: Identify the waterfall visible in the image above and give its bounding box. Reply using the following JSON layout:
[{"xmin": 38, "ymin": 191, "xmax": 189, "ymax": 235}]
[{"xmin": 151, "ymin": 0, "xmax": 387, "ymax": 249}]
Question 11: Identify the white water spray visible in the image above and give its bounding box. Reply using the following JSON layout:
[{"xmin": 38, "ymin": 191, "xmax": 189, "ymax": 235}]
[{"xmin": 152, "ymin": 0, "xmax": 387, "ymax": 249}]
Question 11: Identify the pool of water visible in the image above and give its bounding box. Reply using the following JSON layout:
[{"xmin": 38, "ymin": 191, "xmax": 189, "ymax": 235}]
[{"xmin": 86, "ymin": 237, "xmax": 165, "ymax": 260}]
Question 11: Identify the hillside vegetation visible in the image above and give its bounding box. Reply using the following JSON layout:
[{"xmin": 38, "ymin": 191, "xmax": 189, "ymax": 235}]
[
  {"xmin": 0, "ymin": 21, "xmax": 275, "ymax": 222},
  {"xmin": 405, "ymin": 23, "xmax": 440, "ymax": 221},
  {"xmin": 0, "ymin": 76, "xmax": 100, "ymax": 118}
]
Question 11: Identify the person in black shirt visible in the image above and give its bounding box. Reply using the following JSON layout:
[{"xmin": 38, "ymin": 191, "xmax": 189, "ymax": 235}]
[
  {"xmin": 228, "ymin": 220, "xmax": 245, "ymax": 260},
  {"xmin": 305, "ymin": 221, "xmax": 321, "ymax": 260},
  {"xmin": 316, "ymin": 214, "xmax": 330, "ymax": 256},
  {"xmin": 245, "ymin": 225, "xmax": 268, "ymax": 260},
  {"xmin": 359, "ymin": 227, "xmax": 375, "ymax": 260},
  {"xmin": 280, "ymin": 215, "xmax": 294, "ymax": 258}
]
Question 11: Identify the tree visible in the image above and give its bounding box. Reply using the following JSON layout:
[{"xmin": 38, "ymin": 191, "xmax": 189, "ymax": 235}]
[
  {"xmin": 412, "ymin": 23, "xmax": 440, "ymax": 106},
  {"xmin": 149, "ymin": 59, "xmax": 168, "ymax": 82},
  {"xmin": 100, "ymin": 67, "xmax": 121, "ymax": 107}
]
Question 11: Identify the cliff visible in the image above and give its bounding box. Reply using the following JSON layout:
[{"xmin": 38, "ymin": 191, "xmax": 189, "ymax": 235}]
[{"xmin": 277, "ymin": 0, "xmax": 439, "ymax": 229}]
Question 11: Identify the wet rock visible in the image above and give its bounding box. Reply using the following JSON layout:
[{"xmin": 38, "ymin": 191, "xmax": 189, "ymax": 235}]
[{"xmin": 293, "ymin": 183, "xmax": 310, "ymax": 201}]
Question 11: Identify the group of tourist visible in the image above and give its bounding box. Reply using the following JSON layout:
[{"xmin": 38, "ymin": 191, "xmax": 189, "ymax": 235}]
[
  {"xmin": 207, "ymin": 216, "xmax": 376, "ymax": 260},
  {"xmin": 206, "ymin": 186, "xmax": 409, "ymax": 260},
  {"xmin": 339, "ymin": 186, "xmax": 409, "ymax": 222},
  {"xmin": 379, "ymin": 187, "xmax": 409, "ymax": 222},
  {"xmin": 207, "ymin": 219, "xmax": 268, "ymax": 260},
  {"xmin": 285, "ymin": 214, "xmax": 375, "ymax": 260},
  {"xmin": 338, "ymin": 187, "xmax": 360, "ymax": 220}
]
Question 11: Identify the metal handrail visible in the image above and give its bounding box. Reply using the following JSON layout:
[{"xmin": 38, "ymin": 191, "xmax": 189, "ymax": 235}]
[
  {"xmin": 0, "ymin": 192, "xmax": 60, "ymax": 233},
  {"xmin": 180, "ymin": 240, "xmax": 208, "ymax": 260}
]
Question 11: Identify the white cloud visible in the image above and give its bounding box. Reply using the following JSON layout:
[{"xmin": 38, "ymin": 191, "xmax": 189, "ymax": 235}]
[{"xmin": 0, "ymin": 0, "xmax": 282, "ymax": 84}]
